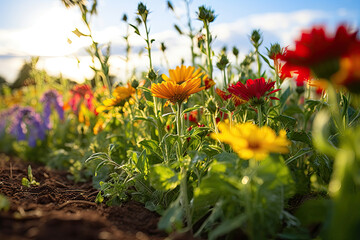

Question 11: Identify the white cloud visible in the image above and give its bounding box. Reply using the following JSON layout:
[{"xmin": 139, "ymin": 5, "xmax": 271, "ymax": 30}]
[{"xmin": 0, "ymin": 8, "xmax": 353, "ymax": 83}]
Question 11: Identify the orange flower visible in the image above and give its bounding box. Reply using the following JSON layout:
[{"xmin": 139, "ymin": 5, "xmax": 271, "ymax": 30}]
[
  {"xmin": 152, "ymin": 66, "xmax": 205, "ymax": 104},
  {"xmin": 96, "ymin": 83, "xmax": 136, "ymax": 113},
  {"xmin": 161, "ymin": 65, "xmax": 203, "ymax": 84},
  {"xmin": 332, "ymin": 48, "xmax": 360, "ymax": 93}
]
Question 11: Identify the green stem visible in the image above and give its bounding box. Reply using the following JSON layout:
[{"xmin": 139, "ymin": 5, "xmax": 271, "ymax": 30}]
[
  {"xmin": 327, "ymin": 84, "xmax": 345, "ymax": 135},
  {"xmin": 204, "ymin": 21, "xmax": 214, "ymax": 96},
  {"xmin": 144, "ymin": 21, "xmax": 153, "ymax": 70},
  {"xmin": 256, "ymin": 47, "xmax": 261, "ymax": 78},
  {"xmin": 223, "ymin": 69, "xmax": 227, "ymax": 87},
  {"xmin": 257, "ymin": 105, "xmax": 263, "ymax": 127},
  {"xmin": 180, "ymin": 166, "xmax": 192, "ymax": 229}
]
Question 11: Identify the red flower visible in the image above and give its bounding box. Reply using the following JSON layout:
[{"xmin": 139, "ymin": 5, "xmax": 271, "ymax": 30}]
[
  {"xmin": 215, "ymin": 88, "xmax": 245, "ymax": 107},
  {"xmin": 332, "ymin": 45, "xmax": 360, "ymax": 93},
  {"xmin": 216, "ymin": 88, "xmax": 231, "ymax": 101},
  {"xmin": 68, "ymin": 84, "xmax": 96, "ymax": 115},
  {"xmin": 280, "ymin": 24, "xmax": 359, "ymax": 79},
  {"xmin": 184, "ymin": 110, "xmax": 198, "ymax": 124},
  {"xmin": 279, "ymin": 61, "xmax": 312, "ymax": 87},
  {"xmin": 203, "ymin": 75, "xmax": 215, "ymax": 90},
  {"xmin": 228, "ymin": 78, "xmax": 280, "ymax": 105}
]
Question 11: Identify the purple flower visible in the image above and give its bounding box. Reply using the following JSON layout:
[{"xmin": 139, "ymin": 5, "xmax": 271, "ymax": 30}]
[
  {"xmin": 10, "ymin": 107, "xmax": 45, "ymax": 147},
  {"xmin": 40, "ymin": 90, "xmax": 64, "ymax": 130},
  {"xmin": 0, "ymin": 105, "xmax": 20, "ymax": 137}
]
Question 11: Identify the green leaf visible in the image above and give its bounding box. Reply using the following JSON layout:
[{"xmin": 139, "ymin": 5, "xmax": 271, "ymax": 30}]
[
  {"xmin": 22, "ymin": 177, "xmax": 30, "ymax": 187},
  {"xmin": 150, "ymin": 164, "xmax": 180, "ymax": 191},
  {"xmin": 95, "ymin": 191, "xmax": 104, "ymax": 204},
  {"xmin": 288, "ymin": 131, "xmax": 312, "ymax": 146},
  {"xmin": 158, "ymin": 200, "xmax": 183, "ymax": 231},
  {"xmin": 280, "ymin": 87, "xmax": 291, "ymax": 107},
  {"xmin": 285, "ymin": 148, "xmax": 313, "ymax": 165},
  {"xmin": 174, "ymin": 24, "xmax": 183, "ymax": 35},
  {"xmin": 182, "ymin": 105, "xmax": 202, "ymax": 114},
  {"xmin": 0, "ymin": 194, "xmax": 10, "ymax": 211},
  {"xmin": 129, "ymin": 24, "xmax": 141, "ymax": 35},
  {"xmin": 259, "ymin": 52, "xmax": 275, "ymax": 70},
  {"xmin": 72, "ymin": 28, "xmax": 89, "ymax": 37},
  {"xmin": 213, "ymin": 152, "xmax": 239, "ymax": 163},
  {"xmin": 128, "ymin": 150, "xmax": 148, "ymax": 174},
  {"xmin": 283, "ymin": 105, "xmax": 303, "ymax": 116},
  {"xmin": 274, "ymin": 115, "xmax": 297, "ymax": 130},
  {"xmin": 295, "ymin": 199, "xmax": 331, "ymax": 226},
  {"xmin": 209, "ymin": 215, "xmax": 247, "ymax": 240}
]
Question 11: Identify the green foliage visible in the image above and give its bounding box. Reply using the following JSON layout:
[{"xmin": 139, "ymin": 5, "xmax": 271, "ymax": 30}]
[
  {"xmin": 21, "ymin": 165, "xmax": 40, "ymax": 187},
  {"xmin": 0, "ymin": 194, "xmax": 10, "ymax": 211}
]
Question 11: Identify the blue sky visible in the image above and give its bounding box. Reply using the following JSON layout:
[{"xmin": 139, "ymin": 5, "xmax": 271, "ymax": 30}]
[{"xmin": 0, "ymin": 0, "xmax": 359, "ymax": 82}]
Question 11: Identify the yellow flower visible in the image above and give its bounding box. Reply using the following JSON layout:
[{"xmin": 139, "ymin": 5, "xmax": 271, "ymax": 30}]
[
  {"xmin": 93, "ymin": 119, "xmax": 104, "ymax": 135},
  {"xmin": 96, "ymin": 83, "xmax": 136, "ymax": 113},
  {"xmin": 152, "ymin": 65, "xmax": 205, "ymax": 104},
  {"xmin": 211, "ymin": 122, "xmax": 290, "ymax": 161}
]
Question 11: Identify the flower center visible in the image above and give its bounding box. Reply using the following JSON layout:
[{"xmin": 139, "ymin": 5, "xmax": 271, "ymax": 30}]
[{"xmin": 248, "ymin": 141, "xmax": 261, "ymax": 150}]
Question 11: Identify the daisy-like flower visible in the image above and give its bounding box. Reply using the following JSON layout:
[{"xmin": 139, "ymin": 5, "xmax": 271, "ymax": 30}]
[
  {"xmin": 40, "ymin": 90, "xmax": 64, "ymax": 130},
  {"xmin": 151, "ymin": 65, "xmax": 205, "ymax": 104},
  {"xmin": 211, "ymin": 122, "xmax": 290, "ymax": 161},
  {"xmin": 96, "ymin": 83, "xmax": 136, "ymax": 113},
  {"xmin": 228, "ymin": 78, "xmax": 280, "ymax": 106},
  {"xmin": 279, "ymin": 24, "xmax": 359, "ymax": 80}
]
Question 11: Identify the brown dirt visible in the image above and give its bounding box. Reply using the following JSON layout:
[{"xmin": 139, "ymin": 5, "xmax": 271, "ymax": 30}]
[{"xmin": 0, "ymin": 154, "xmax": 168, "ymax": 240}]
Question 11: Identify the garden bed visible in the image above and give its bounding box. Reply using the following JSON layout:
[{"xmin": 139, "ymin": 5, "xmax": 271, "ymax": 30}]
[{"xmin": 0, "ymin": 154, "xmax": 167, "ymax": 240}]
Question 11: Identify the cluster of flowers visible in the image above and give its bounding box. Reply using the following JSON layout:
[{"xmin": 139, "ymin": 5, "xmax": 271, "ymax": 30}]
[
  {"xmin": 0, "ymin": 89, "xmax": 64, "ymax": 147},
  {"xmin": 149, "ymin": 65, "xmax": 290, "ymax": 161}
]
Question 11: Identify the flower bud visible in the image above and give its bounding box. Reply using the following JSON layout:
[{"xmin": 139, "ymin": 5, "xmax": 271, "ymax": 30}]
[
  {"xmin": 137, "ymin": 2, "xmax": 148, "ymax": 22},
  {"xmin": 122, "ymin": 14, "xmax": 128, "ymax": 22},
  {"xmin": 267, "ymin": 43, "xmax": 282, "ymax": 60},
  {"xmin": 197, "ymin": 5, "xmax": 216, "ymax": 23},
  {"xmin": 216, "ymin": 54, "xmax": 229, "ymax": 71},
  {"xmin": 131, "ymin": 79, "xmax": 139, "ymax": 89},
  {"xmin": 206, "ymin": 97, "xmax": 217, "ymax": 114},
  {"xmin": 251, "ymin": 29, "xmax": 262, "ymax": 48},
  {"xmin": 226, "ymin": 101, "xmax": 236, "ymax": 112},
  {"xmin": 147, "ymin": 69, "xmax": 157, "ymax": 81},
  {"xmin": 160, "ymin": 42, "xmax": 166, "ymax": 52},
  {"xmin": 232, "ymin": 47, "xmax": 239, "ymax": 58},
  {"xmin": 138, "ymin": 100, "xmax": 145, "ymax": 110}
]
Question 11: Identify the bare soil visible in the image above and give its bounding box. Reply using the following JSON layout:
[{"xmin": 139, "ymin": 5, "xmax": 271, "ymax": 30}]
[{"xmin": 0, "ymin": 154, "xmax": 167, "ymax": 240}]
